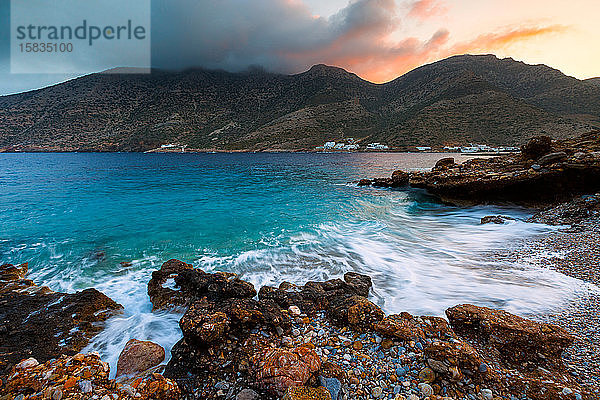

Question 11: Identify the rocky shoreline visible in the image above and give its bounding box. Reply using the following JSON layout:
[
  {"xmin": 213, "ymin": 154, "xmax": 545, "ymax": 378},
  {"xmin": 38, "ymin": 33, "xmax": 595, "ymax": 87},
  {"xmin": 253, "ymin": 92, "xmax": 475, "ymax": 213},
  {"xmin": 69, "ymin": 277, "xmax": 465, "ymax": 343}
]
[
  {"xmin": 358, "ymin": 131, "xmax": 600, "ymax": 207},
  {"xmin": 2, "ymin": 131, "xmax": 600, "ymax": 400},
  {"xmin": 1, "ymin": 255, "xmax": 595, "ymax": 400}
]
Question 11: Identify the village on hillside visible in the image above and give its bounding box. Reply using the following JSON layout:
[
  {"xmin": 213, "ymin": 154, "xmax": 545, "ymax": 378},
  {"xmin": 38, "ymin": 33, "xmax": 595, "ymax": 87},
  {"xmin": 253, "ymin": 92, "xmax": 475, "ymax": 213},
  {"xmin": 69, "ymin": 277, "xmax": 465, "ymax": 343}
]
[{"xmin": 315, "ymin": 138, "xmax": 520, "ymax": 153}]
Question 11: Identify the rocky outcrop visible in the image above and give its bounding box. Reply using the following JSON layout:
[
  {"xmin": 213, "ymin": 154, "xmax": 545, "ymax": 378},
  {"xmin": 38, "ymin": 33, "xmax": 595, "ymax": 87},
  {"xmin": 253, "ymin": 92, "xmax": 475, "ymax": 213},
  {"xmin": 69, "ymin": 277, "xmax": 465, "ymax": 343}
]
[
  {"xmin": 356, "ymin": 170, "xmax": 409, "ymax": 188},
  {"xmin": 0, "ymin": 263, "xmax": 123, "ymax": 375},
  {"xmin": 148, "ymin": 259, "xmax": 256, "ymax": 310},
  {"xmin": 413, "ymin": 132, "xmax": 600, "ymax": 206},
  {"xmin": 361, "ymin": 131, "xmax": 600, "ymax": 207},
  {"xmin": 446, "ymin": 304, "xmax": 574, "ymax": 370},
  {"xmin": 1, "ymin": 353, "xmax": 180, "ymax": 400},
  {"xmin": 116, "ymin": 339, "xmax": 166, "ymax": 378}
]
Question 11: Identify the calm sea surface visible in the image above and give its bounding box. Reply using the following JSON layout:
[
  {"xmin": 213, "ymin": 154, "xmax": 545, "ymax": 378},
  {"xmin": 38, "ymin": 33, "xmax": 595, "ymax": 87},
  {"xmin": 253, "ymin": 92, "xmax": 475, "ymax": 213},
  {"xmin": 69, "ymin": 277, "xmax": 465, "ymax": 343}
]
[{"xmin": 0, "ymin": 152, "xmax": 582, "ymax": 373}]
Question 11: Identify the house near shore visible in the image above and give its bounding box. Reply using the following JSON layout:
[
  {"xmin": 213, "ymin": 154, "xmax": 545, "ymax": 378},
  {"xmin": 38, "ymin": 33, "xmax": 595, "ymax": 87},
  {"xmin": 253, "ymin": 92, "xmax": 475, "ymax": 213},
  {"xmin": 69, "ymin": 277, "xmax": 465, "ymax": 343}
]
[{"xmin": 366, "ymin": 143, "xmax": 389, "ymax": 150}]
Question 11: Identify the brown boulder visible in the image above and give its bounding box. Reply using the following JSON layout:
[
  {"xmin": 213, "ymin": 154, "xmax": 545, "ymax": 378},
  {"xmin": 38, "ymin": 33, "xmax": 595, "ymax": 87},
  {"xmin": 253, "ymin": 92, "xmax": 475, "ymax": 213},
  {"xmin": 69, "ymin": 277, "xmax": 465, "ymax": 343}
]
[
  {"xmin": 116, "ymin": 339, "xmax": 166, "ymax": 378},
  {"xmin": 391, "ymin": 170, "xmax": 410, "ymax": 186},
  {"xmin": 374, "ymin": 313, "xmax": 425, "ymax": 341},
  {"xmin": 327, "ymin": 295, "xmax": 384, "ymax": 331},
  {"xmin": 446, "ymin": 304, "xmax": 574, "ymax": 370},
  {"xmin": 521, "ymin": 136, "xmax": 553, "ymax": 159},
  {"xmin": 258, "ymin": 272, "xmax": 372, "ymax": 315},
  {"xmin": 252, "ymin": 345, "xmax": 321, "ymax": 396},
  {"xmin": 374, "ymin": 313, "xmax": 455, "ymax": 341},
  {"xmin": 423, "ymin": 341, "xmax": 492, "ymax": 383}
]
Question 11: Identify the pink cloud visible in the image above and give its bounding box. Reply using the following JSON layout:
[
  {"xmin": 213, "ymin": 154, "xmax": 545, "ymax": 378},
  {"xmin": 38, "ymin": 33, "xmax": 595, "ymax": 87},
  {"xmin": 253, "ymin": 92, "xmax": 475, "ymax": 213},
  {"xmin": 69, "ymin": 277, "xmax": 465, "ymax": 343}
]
[{"xmin": 408, "ymin": 0, "xmax": 447, "ymax": 20}]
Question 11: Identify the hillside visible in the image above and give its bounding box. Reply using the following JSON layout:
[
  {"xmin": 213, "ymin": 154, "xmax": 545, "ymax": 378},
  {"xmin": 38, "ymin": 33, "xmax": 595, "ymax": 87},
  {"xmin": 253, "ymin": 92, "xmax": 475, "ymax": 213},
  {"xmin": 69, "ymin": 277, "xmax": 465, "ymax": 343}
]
[{"xmin": 0, "ymin": 54, "xmax": 599, "ymax": 151}]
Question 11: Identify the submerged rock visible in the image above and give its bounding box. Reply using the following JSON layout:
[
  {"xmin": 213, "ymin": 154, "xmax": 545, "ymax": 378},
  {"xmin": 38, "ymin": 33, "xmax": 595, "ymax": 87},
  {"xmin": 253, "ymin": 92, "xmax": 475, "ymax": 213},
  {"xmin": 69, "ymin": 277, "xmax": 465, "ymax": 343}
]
[
  {"xmin": 480, "ymin": 215, "xmax": 515, "ymax": 224},
  {"xmin": 116, "ymin": 339, "xmax": 166, "ymax": 378},
  {"xmin": 0, "ymin": 263, "xmax": 122, "ymax": 374}
]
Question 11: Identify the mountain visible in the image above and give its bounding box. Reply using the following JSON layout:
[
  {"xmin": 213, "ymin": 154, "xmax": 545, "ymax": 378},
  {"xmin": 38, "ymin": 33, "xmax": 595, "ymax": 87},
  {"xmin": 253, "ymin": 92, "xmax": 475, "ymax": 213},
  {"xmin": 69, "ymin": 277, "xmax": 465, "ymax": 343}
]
[{"xmin": 1, "ymin": 54, "xmax": 599, "ymax": 152}]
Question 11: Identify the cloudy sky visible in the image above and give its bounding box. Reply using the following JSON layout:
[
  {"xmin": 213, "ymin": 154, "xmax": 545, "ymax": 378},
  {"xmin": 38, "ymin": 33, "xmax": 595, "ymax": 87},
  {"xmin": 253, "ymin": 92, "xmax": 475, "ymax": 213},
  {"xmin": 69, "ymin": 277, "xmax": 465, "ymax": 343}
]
[{"xmin": 0, "ymin": 0, "xmax": 599, "ymax": 95}]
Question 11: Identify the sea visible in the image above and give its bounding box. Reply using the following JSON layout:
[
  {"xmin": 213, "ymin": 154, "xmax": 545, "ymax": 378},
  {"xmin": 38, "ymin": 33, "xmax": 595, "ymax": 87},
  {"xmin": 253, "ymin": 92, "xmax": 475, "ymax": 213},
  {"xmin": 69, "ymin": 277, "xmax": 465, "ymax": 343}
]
[{"xmin": 0, "ymin": 152, "xmax": 583, "ymax": 374}]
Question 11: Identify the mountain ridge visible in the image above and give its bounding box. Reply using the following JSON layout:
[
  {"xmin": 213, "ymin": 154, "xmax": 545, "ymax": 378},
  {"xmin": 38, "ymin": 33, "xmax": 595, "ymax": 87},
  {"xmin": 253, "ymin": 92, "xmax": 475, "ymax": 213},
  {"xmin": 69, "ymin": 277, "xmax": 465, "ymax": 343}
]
[{"xmin": 1, "ymin": 54, "xmax": 599, "ymax": 152}]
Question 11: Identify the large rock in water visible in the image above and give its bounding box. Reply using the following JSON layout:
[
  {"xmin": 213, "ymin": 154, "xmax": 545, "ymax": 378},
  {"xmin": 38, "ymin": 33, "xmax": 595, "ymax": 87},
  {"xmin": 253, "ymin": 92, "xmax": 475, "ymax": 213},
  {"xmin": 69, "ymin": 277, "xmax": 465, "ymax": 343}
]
[
  {"xmin": 0, "ymin": 263, "xmax": 123, "ymax": 374},
  {"xmin": 148, "ymin": 259, "xmax": 256, "ymax": 310},
  {"xmin": 116, "ymin": 339, "xmax": 165, "ymax": 378},
  {"xmin": 446, "ymin": 304, "xmax": 574, "ymax": 369}
]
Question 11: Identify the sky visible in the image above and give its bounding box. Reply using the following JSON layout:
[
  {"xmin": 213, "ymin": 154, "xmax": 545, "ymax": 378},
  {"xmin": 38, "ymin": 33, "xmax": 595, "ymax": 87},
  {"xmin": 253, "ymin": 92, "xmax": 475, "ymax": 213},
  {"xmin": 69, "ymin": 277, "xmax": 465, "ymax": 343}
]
[{"xmin": 0, "ymin": 0, "xmax": 599, "ymax": 95}]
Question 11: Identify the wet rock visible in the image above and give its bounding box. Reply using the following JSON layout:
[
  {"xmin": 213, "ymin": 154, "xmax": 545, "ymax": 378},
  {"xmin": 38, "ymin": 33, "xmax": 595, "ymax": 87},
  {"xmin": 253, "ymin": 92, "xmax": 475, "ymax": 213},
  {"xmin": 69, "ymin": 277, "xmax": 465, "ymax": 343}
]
[
  {"xmin": 357, "ymin": 179, "xmax": 372, "ymax": 186},
  {"xmin": 391, "ymin": 170, "xmax": 410, "ymax": 186},
  {"xmin": 480, "ymin": 215, "xmax": 515, "ymax": 224},
  {"xmin": 147, "ymin": 259, "xmax": 195, "ymax": 310},
  {"xmin": 259, "ymin": 272, "xmax": 373, "ymax": 315},
  {"xmin": 116, "ymin": 339, "xmax": 166, "ymax": 378},
  {"xmin": 327, "ymin": 295, "xmax": 384, "ymax": 331},
  {"xmin": 251, "ymin": 345, "xmax": 321, "ymax": 396},
  {"xmin": 446, "ymin": 304, "xmax": 574, "ymax": 370},
  {"xmin": 148, "ymin": 259, "xmax": 257, "ymax": 311},
  {"xmin": 0, "ymin": 263, "xmax": 122, "ymax": 374},
  {"xmin": 521, "ymin": 135, "xmax": 553, "ymax": 159},
  {"xmin": 180, "ymin": 301, "xmax": 231, "ymax": 344}
]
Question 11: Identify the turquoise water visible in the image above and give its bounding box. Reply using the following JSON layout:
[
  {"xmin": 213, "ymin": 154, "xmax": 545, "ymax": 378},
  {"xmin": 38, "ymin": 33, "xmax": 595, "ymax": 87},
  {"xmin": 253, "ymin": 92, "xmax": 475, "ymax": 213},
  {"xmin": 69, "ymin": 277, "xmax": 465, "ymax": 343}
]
[{"xmin": 0, "ymin": 152, "xmax": 582, "ymax": 373}]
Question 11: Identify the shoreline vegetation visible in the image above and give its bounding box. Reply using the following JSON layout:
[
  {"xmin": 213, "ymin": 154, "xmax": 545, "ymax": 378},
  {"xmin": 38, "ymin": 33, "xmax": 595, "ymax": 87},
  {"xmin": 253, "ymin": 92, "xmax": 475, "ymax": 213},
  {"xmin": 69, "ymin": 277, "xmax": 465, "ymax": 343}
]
[{"xmin": 2, "ymin": 132, "xmax": 600, "ymax": 400}]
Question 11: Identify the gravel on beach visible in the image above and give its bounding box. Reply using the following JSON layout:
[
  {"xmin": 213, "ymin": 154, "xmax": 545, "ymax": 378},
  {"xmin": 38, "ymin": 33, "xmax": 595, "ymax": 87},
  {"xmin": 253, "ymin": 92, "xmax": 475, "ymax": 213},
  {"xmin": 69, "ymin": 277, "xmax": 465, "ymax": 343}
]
[{"xmin": 494, "ymin": 219, "xmax": 600, "ymax": 396}]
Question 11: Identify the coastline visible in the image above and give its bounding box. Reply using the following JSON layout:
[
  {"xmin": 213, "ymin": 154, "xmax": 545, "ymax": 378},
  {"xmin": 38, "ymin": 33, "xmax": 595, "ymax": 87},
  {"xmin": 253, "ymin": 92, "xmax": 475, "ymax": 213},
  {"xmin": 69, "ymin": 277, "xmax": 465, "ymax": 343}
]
[{"xmin": 2, "ymin": 132, "xmax": 600, "ymax": 400}]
